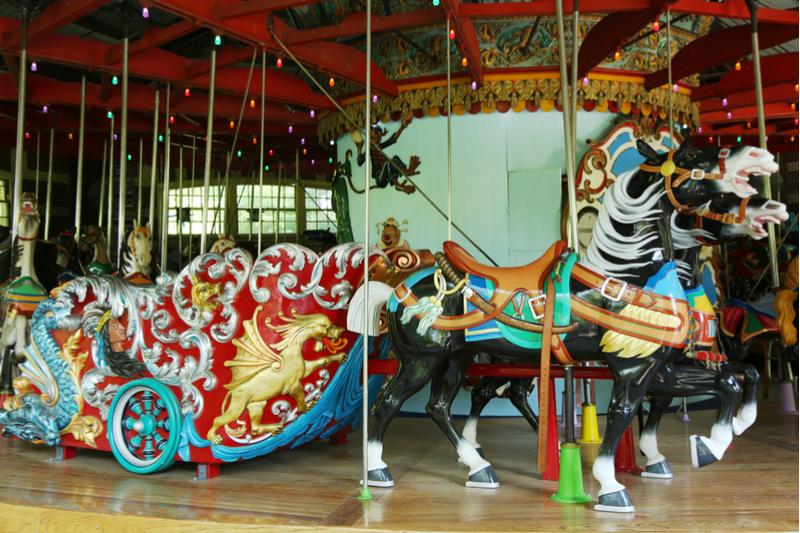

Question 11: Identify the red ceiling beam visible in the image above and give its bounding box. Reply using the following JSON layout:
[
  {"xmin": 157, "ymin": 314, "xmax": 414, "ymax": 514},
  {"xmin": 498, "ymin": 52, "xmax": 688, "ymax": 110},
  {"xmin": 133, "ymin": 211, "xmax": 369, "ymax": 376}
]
[
  {"xmin": 693, "ymin": 52, "xmax": 799, "ymax": 101},
  {"xmin": 441, "ymin": 0, "xmax": 483, "ymax": 83},
  {"xmin": 216, "ymin": 0, "xmax": 326, "ymax": 20},
  {"xmin": 700, "ymin": 101, "xmax": 797, "ymax": 125},
  {"xmin": 460, "ymin": 0, "xmax": 649, "ymax": 18},
  {"xmin": 281, "ymin": 9, "xmax": 443, "ymax": 46},
  {"xmin": 645, "ymin": 23, "xmax": 797, "ymax": 90},
  {"xmin": 2, "ymin": 53, "xmax": 19, "ymax": 91},
  {"xmin": 672, "ymin": 0, "xmax": 799, "ymax": 26},
  {"xmin": 106, "ymin": 20, "xmax": 197, "ymax": 65},
  {"xmin": 577, "ymin": 0, "xmax": 677, "ymax": 79},
  {"xmin": 707, "ymin": 120, "xmax": 796, "ymax": 135},
  {"xmin": 1, "ymin": 0, "xmax": 110, "ymax": 51},
  {"xmin": 701, "ymin": 83, "xmax": 798, "ymax": 114}
]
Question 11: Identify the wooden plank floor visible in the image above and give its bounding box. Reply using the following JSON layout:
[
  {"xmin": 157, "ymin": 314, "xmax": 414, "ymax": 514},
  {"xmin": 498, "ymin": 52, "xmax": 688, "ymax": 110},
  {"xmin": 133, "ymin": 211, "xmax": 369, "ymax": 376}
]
[{"xmin": 0, "ymin": 400, "xmax": 797, "ymax": 533}]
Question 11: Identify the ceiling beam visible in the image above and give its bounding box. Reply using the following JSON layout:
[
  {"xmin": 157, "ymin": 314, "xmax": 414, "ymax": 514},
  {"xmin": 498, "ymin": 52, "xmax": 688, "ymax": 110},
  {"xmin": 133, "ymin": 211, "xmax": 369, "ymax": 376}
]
[
  {"xmin": 700, "ymin": 101, "xmax": 797, "ymax": 125},
  {"xmin": 700, "ymin": 83, "xmax": 798, "ymax": 114},
  {"xmin": 2, "ymin": 53, "xmax": 19, "ymax": 91},
  {"xmin": 577, "ymin": 0, "xmax": 677, "ymax": 79},
  {"xmin": 106, "ymin": 20, "xmax": 197, "ymax": 65},
  {"xmin": 281, "ymin": 9, "xmax": 443, "ymax": 46},
  {"xmin": 2, "ymin": 0, "xmax": 110, "ymax": 51},
  {"xmin": 708, "ymin": 120, "xmax": 796, "ymax": 135},
  {"xmin": 186, "ymin": 44, "xmax": 256, "ymax": 79},
  {"xmin": 441, "ymin": 0, "xmax": 482, "ymax": 83},
  {"xmin": 693, "ymin": 52, "xmax": 799, "ymax": 101},
  {"xmin": 645, "ymin": 23, "xmax": 797, "ymax": 90},
  {"xmin": 460, "ymin": 0, "xmax": 649, "ymax": 18},
  {"xmin": 216, "ymin": 0, "xmax": 326, "ymax": 20},
  {"xmin": 672, "ymin": 0, "xmax": 799, "ymax": 26}
]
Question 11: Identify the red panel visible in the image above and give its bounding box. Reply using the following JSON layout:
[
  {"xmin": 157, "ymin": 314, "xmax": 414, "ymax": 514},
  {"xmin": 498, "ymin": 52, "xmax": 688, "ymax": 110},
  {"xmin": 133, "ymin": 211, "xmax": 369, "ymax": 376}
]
[
  {"xmin": 700, "ymin": 101, "xmax": 797, "ymax": 124},
  {"xmin": 106, "ymin": 20, "xmax": 196, "ymax": 65},
  {"xmin": 715, "ymin": 52, "xmax": 800, "ymax": 99},
  {"xmin": 672, "ymin": 0, "xmax": 799, "ymax": 26},
  {"xmin": 645, "ymin": 24, "xmax": 797, "ymax": 90},
  {"xmin": 701, "ymin": 83, "xmax": 798, "ymax": 113},
  {"xmin": 577, "ymin": 0, "xmax": 678, "ymax": 79},
  {"xmin": 2, "ymin": 0, "xmax": 109, "ymax": 51}
]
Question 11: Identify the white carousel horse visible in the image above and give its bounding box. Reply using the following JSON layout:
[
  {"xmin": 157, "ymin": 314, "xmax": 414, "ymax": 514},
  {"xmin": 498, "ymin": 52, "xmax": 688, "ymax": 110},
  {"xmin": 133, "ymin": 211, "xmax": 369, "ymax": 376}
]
[
  {"xmin": 119, "ymin": 220, "xmax": 153, "ymax": 284},
  {"xmin": 210, "ymin": 234, "xmax": 236, "ymax": 255}
]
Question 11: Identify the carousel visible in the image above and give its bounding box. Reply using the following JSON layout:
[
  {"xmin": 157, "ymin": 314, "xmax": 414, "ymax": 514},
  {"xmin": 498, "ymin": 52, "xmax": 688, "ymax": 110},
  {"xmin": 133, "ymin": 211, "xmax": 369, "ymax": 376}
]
[{"xmin": 0, "ymin": 0, "xmax": 797, "ymax": 531}]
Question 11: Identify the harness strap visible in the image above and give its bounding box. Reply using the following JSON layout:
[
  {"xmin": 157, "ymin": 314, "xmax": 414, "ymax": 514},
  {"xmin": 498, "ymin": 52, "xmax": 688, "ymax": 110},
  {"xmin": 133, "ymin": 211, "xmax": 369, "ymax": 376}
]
[{"xmin": 537, "ymin": 279, "xmax": 555, "ymax": 474}]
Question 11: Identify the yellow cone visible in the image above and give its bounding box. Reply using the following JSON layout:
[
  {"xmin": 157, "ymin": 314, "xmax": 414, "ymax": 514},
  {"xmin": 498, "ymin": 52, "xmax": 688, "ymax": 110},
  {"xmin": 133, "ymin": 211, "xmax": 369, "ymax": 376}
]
[{"xmin": 577, "ymin": 403, "xmax": 602, "ymax": 445}]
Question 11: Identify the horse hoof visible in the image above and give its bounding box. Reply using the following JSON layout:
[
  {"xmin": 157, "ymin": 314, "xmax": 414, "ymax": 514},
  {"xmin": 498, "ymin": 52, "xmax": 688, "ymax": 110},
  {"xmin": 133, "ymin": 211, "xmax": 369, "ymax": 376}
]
[
  {"xmin": 641, "ymin": 460, "xmax": 673, "ymax": 479},
  {"xmin": 359, "ymin": 467, "xmax": 394, "ymax": 487},
  {"xmin": 594, "ymin": 489, "xmax": 635, "ymax": 513},
  {"xmin": 690, "ymin": 435, "xmax": 719, "ymax": 469},
  {"xmin": 465, "ymin": 466, "xmax": 499, "ymax": 488}
]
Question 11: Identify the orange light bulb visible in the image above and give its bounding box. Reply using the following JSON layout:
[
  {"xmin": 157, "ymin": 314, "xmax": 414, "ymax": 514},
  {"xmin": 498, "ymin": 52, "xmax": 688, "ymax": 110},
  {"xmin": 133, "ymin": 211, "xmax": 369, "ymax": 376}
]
[
  {"xmin": 462, "ymin": 57, "xmax": 467, "ymax": 67},
  {"xmin": 614, "ymin": 51, "xmax": 620, "ymax": 61},
  {"xmin": 229, "ymin": 120, "xmax": 235, "ymax": 128},
  {"xmin": 329, "ymin": 77, "xmax": 335, "ymax": 87},
  {"xmin": 250, "ymin": 99, "xmax": 255, "ymax": 108},
  {"xmin": 735, "ymin": 61, "xmax": 741, "ymax": 71}
]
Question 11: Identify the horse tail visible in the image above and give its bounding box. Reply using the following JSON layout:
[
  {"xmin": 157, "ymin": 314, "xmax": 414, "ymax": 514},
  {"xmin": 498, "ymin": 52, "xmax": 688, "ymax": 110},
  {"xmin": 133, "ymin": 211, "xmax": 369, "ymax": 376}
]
[
  {"xmin": 775, "ymin": 289, "xmax": 798, "ymax": 347},
  {"xmin": 345, "ymin": 149, "xmax": 352, "ymax": 162},
  {"xmin": 347, "ymin": 281, "xmax": 395, "ymax": 336}
]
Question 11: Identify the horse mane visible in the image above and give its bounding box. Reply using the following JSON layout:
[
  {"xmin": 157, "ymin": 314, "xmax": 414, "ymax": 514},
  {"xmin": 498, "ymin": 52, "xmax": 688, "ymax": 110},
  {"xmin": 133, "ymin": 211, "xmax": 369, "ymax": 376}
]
[
  {"xmin": 9, "ymin": 237, "xmax": 22, "ymax": 280},
  {"xmin": 670, "ymin": 209, "xmax": 714, "ymax": 251},
  {"xmin": 580, "ymin": 168, "xmax": 666, "ymax": 280}
]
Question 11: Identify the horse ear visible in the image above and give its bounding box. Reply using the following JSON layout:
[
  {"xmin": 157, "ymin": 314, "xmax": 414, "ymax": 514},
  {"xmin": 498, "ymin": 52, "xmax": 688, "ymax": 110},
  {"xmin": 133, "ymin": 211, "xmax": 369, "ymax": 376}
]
[
  {"xmin": 636, "ymin": 139, "xmax": 661, "ymax": 163},
  {"xmin": 146, "ymin": 222, "xmax": 151, "ymax": 232},
  {"xmin": 228, "ymin": 235, "xmax": 234, "ymax": 241}
]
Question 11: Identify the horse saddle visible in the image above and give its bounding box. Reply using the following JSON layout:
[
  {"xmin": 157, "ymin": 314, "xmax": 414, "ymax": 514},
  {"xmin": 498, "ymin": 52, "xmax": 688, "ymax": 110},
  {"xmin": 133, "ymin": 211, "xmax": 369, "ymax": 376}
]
[{"xmin": 443, "ymin": 240, "xmax": 567, "ymax": 300}]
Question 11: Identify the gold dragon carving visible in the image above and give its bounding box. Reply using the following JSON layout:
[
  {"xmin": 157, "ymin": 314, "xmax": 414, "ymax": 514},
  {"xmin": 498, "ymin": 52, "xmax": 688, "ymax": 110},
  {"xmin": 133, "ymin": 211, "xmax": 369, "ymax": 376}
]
[{"xmin": 207, "ymin": 306, "xmax": 348, "ymax": 445}]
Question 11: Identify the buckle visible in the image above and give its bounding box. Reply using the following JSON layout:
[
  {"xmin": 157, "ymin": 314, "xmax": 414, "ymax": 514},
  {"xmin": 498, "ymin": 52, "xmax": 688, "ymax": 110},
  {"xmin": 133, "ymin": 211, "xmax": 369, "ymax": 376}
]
[
  {"xmin": 528, "ymin": 294, "xmax": 547, "ymax": 320},
  {"xmin": 690, "ymin": 169, "xmax": 705, "ymax": 180},
  {"xmin": 719, "ymin": 148, "xmax": 731, "ymax": 158},
  {"xmin": 600, "ymin": 277, "xmax": 628, "ymax": 302},
  {"xmin": 721, "ymin": 213, "xmax": 736, "ymax": 225}
]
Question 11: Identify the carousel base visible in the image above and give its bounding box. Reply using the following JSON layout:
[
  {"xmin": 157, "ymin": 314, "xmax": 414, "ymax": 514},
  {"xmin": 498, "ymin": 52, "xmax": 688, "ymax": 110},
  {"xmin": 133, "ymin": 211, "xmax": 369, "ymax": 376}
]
[{"xmin": 0, "ymin": 404, "xmax": 797, "ymax": 533}]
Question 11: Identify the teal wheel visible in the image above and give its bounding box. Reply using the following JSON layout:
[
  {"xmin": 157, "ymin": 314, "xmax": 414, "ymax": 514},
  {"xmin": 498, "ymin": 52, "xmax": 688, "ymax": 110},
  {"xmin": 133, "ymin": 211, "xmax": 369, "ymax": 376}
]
[{"xmin": 109, "ymin": 379, "xmax": 183, "ymax": 474}]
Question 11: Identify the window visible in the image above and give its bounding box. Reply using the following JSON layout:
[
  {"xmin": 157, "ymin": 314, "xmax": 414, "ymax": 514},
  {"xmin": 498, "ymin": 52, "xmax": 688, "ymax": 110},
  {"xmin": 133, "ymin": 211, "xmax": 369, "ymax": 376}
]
[
  {"xmin": 167, "ymin": 186, "xmax": 226, "ymax": 235},
  {"xmin": 236, "ymin": 184, "xmax": 296, "ymax": 235},
  {"xmin": 305, "ymin": 187, "xmax": 337, "ymax": 232},
  {"xmin": 0, "ymin": 180, "xmax": 8, "ymax": 227}
]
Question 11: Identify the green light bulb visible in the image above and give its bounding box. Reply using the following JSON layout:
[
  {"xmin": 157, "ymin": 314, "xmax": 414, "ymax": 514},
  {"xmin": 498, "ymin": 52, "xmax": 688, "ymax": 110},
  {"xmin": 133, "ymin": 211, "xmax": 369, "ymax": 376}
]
[
  {"xmin": 107, "ymin": 111, "xmax": 113, "ymax": 119},
  {"xmin": 329, "ymin": 158, "xmax": 333, "ymax": 163},
  {"xmin": 432, "ymin": 0, "xmax": 439, "ymax": 5},
  {"xmin": 237, "ymin": 150, "xmax": 242, "ymax": 157},
  {"xmin": 214, "ymin": 35, "xmax": 222, "ymax": 46},
  {"xmin": 112, "ymin": 76, "xmax": 118, "ymax": 85},
  {"xmin": 737, "ymin": 136, "xmax": 742, "ymax": 143},
  {"xmin": 158, "ymin": 135, "xmax": 163, "ymax": 142},
  {"xmin": 127, "ymin": 154, "xmax": 132, "ymax": 161},
  {"xmin": 265, "ymin": 165, "xmax": 269, "ymax": 171}
]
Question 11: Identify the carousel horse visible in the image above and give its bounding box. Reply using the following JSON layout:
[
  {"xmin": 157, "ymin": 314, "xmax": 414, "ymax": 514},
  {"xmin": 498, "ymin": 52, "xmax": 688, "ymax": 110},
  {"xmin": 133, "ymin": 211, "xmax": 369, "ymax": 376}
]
[
  {"xmin": 55, "ymin": 231, "xmax": 86, "ymax": 284},
  {"xmin": 119, "ymin": 220, "xmax": 153, "ymax": 284},
  {"xmin": 461, "ymin": 196, "xmax": 788, "ymax": 477},
  {"xmin": 0, "ymin": 194, "xmax": 48, "ymax": 388},
  {"xmin": 210, "ymin": 234, "xmax": 236, "ymax": 255},
  {"xmin": 80, "ymin": 225, "xmax": 115, "ymax": 276},
  {"xmin": 350, "ymin": 141, "xmax": 778, "ymax": 513}
]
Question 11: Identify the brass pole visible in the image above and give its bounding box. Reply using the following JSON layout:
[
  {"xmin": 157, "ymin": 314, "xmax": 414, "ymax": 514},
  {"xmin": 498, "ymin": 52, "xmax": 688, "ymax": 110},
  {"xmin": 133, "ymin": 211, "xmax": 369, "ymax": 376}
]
[
  {"xmin": 201, "ymin": 46, "xmax": 217, "ymax": 252},
  {"xmin": 556, "ymin": 0, "xmax": 579, "ymax": 248}
]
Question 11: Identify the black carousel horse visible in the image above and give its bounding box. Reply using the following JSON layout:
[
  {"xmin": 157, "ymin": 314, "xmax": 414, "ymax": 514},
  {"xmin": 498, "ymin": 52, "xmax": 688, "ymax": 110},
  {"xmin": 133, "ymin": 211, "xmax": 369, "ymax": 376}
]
[{"xmin": 351, "ymin": 141, "xmax": 780, "ymax": 513}]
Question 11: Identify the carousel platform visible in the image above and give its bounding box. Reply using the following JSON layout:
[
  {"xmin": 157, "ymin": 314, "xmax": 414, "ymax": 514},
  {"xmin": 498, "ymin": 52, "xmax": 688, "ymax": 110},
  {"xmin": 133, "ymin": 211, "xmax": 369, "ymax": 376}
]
[{"xmin": 0, "ymin": 403, "xmax": 797, "ymax": 533}]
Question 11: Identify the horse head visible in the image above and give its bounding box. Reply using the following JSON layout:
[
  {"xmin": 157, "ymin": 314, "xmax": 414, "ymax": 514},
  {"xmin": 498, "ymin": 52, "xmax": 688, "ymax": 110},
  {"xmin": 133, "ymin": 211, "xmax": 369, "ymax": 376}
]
[
  {"xmin": 210, "ymin": 234, "xmax": 236, "ymax": 255},
  {"xmin": 123, "ymin": 220, "xmax": 152, "ymax": 276},
  {"xmin": 16, "ymin": 193, "xmax": 39, "ymax": 241}
]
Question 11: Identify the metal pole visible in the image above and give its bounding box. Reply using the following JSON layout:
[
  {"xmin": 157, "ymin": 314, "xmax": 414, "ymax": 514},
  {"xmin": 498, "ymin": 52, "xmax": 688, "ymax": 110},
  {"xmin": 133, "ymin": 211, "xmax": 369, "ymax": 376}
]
[
  {"xmin": 447, "ymin": 17, "xmax": 452, "ymax": 241},
  {"xmin": 107, "ymin": 114, "xmax": 115, "ymax": 257},
  {"xmin": 35, "ymin": 132, "xmax": 40, "ymax": 203},
  {"xmin": 564, "ymin": 365, "xmax": 575, "ymax": 443},
  {"xmin": 275, "ymin": 158, "xmax": 282, "ymax": 244},
  {"xmin": 45, "ymin": 114, "xmax": 55, "ymax": 239},
  {"xmin": 295, "ymin": 149, "xmax": 299, "ymax": 243},
  {"xmin": 359, "ymin": 0, "xmax": 373, "ymax": 502},
  {"xmin": 149, "ymin": 89, "xmax": 159, "ymax": 227},
  {"xmin": 98, "ymin": 141, "xmax": 107, "ymax": 226},
  {"xmin": 747, "ymin": 0, "xmax": 780, "ymax": 288},
  {"xmin": 178, "ymin": 138, "xmax": 183, "ymax": 270},
  {"xmin": 11, "ymin": 11, "xmax": 28, "ymax": 239},
  {"xmin": 570, "ymin": 1, "xmax": 579, "ymax": 168},
  {"xmin": 118, "ymin": 14, "xmax": 130, "ymax": 267},
  {"xmin": 259, "ymin": 51, "xmax": 265, "ymax": 252},
  {"xmin": 555, "ymin": 0, "xmax": 579, "ymax": 249},
  {"xmin": 190, "ymin": 134, "xmax": 196, "ymax": 257},
  {"xmin": 201, "ymin": 46, "xmax": 217, "ymax": 253},
  {"xmin": 667, "ymin": 11, "xmax": 674, "ymax": 149},
  {"xmin": 138, "ymin": 138, "xmax": 143, "ymax": 223},
  {"xmin": 161, "ymin": 85, "xmax": 171, "ymax": 272},
  {"xmin": 73, "ymin": 76, "xmax": 86, "ymax": 238}
]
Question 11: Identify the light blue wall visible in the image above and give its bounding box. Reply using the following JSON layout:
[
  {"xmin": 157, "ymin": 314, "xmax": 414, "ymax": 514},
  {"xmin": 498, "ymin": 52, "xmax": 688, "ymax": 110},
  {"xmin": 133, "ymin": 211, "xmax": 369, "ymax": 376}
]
[{"xmin": 338, "ymin": 109, "xmax": 618, "ymax": 416}]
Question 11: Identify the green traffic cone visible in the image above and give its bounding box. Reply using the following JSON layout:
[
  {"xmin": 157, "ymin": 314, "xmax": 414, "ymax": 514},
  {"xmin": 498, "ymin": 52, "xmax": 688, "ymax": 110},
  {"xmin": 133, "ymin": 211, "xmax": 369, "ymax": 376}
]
[{"xmin": 550, "ymin": 443, "xmax": 592, "ymax": 503}]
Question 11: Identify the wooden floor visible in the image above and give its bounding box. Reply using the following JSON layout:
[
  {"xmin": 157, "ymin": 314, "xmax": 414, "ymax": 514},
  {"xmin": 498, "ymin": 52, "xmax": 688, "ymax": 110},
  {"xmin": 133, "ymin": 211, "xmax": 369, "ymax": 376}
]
[{"xmin": 0, "ymin": 401, "xmax": 797, "ymax": 533}]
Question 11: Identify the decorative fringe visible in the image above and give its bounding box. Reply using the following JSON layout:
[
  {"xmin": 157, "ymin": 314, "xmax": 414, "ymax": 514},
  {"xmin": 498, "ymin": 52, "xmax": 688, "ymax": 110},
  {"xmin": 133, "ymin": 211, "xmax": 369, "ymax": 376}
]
[
  {"xmin": 401, "ymin": 296, "xmax": 443, "ymax": 336},
  {"xmin": 600, "ymin": 305, "xmax": 681, "ymax": 358}
]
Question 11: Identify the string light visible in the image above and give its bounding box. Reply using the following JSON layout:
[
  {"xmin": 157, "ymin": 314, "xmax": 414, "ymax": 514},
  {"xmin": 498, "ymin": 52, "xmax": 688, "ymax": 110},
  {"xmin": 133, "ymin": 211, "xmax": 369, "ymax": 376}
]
[
  {"xmin": 253, "ymin": 137, "xmax": 257, "ymax": 145},
  {"xmin": 795, "ymin": 118, "xmax": 799, "ymax": 125},
  {"xmin": 329, "ymin": 157, "xmax": 333, "ymax": 163},
  {"xmin": 583, "ymin": 77, "xmax": 589, "ymax": 86},
  {"xmin": 42, "ymin": 105, "xmax": 48, "ymax": 113},
  {"xmin": 329, "ymin": 77, "xmax": 335, "ymax": 87},
  {"xmin": 614, "ymin": 50, "xmax": 620, "ymax": 61},
  {"xmin": 449, "ymin": 29, "xmax": 455, "ymax": 39},
  {"xmin": 185, "ymin": 87, "xmax": 190, "ymax": 97},
  {"xmin": 303, "ymin": 148, "xmax": 307, "ymax": 155},
  {"xmin": 697, "ymin": 126, "xmax": 703, "ymax": 133},
  {"xmin": 765, "ymin": 136, "xmax": 769, "ymax": 142},
  {"xmin": 722, "ymin": 97, "xmax": 728, "ymax": 106},
  {"xmin": 737, "ymin": 136, "xmax": 741, "ymax": 143},
  {"xmin": 265, "ymin": 165, "xmax": 269, "ymax": 171},
  {"xmin": 311, "ymin": 159, "xmax": 315, "ymax": 165},
  {"xmin": 159, "ymin": 134, "xmax": 164, "ymax": 142},
  {"xmin": 330, "ymin": 139, "xmax": 335, "ymax": 146},
  {"xmin": 107, "ymin": 111, "xmax": 113, "ymax": 119},
  {"xmin": 471, "ymin": 81, "xmax": 477, "ymax": 90},
  {"xmin": 432, "ymin": 0, "xmax": 439, "ymax": 5},
  {"xmin": 269, "ymin": 149, "xmax": 274, "ymax": 156},
  {"xmin": 708, "ymin": 136, "xmax": 713, "ymax": 143},
  {"xmin": 229, "ymin": 120, "xmax": 235, "ymax": 128},
  {"xmin": 128, "ymin": 154, "xmax": 132, "ymax": 161},
  {"xmin": 792, "ymin": 136, "xmax": 796, "ymax": 142},
  {"xmin": 462, "ymin": 57, "xmax": 467, "ymax": 67},
  {"xmin": 653, "ymin": 20, "xmax": 660, "ymax": 32},
  {"xmin": 727, "ymin": 111, "xmax": 732, "ymax": 119},
  {"xmin": 277, "ymin": 58, "xmax": 283, "ymax": 68},
  {"xmin": 792, "ymin": 102, "xmax": 797, "ymax": 110},
  {"xmin": 30, "ymin": 62, "xmax": 37, "ymax": 72},
  {"xmin": 112, "ymin": 76, "xmax": 119, "ymax": 85},
  {"xmin": 747, "ymin": 122, "xmax": 751, "ymax": 128},
  {"xmin": 142, "ymin": 7, "xmax": 149, "ymax": 18},
  {"xmin": 301, "ymin": 138, "xmax": 305, "ymax": 145},
  {"xmin": 169, "ymin": 116, "xmax": 174, "ymax": 124},
  {"xmin": 672, "ymin": 83, "xmax": 678, "ymax": 92},
  {"xmin": 735, "ymin": 60, "xmax": 741, "ymax": 71},
  {"xmin": 114, "ymin": 134, "xmax": 118, "ymax": 141},
  {"xmin": 288, "ymin": 126, "xmax": 293, "ymax": 133},
  {"xmin": 237, "ymin": 150, "xmax": 242, "ymax": 157},
  {"xmin": 250, "ymin": 99, "xmax": 255, "ymax": 108},
  {"xmin": 373, "ymin": 94, "xmax": 378, "ymax": 103},
  {"xmin": 69, "ymin": 133, "xmax": 73, "ymax": 140},
  {"xmin": 214, "ymin": 35, "xmax": 222, "ymax": 46},
  {"xmin": 25, "ymin": 132, "xmax": 30, "ymax": 139},
  {"xmin": 310, "ymin": 110, "xmax": 315, "ymax": 118}
]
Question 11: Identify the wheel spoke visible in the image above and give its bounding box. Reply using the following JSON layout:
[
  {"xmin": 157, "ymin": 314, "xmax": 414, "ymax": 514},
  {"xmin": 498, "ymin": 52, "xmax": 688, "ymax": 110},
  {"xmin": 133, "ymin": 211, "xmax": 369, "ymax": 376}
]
[
  {"xmin": 142, "ymin": 391, "xmax": 155, "ymax": 415},
  {"xmin": 123, "ymin": 415, "xmax": 137, "ymax": 431},
  {"xmin": 142, "ymin": 436, "xmax": 156, "ymax": 460},
  {"xmin": 128, "ymin": 398, "xmax": 144, "ymax": 416},
  {"xmin": 128, "ymin": 434, "xmax": 143, "ymax": 452}
]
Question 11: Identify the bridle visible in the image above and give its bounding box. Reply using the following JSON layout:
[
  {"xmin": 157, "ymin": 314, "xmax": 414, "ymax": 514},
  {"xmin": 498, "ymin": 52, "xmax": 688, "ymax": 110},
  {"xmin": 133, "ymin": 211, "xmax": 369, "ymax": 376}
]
[{"xmin": 639, "ymin": 146, "xmax": 750, "ymax": 226}]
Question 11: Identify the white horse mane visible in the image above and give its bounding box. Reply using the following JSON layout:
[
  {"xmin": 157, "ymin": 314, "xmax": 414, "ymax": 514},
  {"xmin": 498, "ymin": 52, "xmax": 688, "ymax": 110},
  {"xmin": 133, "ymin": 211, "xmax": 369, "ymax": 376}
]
[
  {"xmin": 580, "ymin": 168, "xmax": 666, "ymax": 280},
  {"xmin": 670, "ymin": 208, "xmax": 714, "ymax": 251}
]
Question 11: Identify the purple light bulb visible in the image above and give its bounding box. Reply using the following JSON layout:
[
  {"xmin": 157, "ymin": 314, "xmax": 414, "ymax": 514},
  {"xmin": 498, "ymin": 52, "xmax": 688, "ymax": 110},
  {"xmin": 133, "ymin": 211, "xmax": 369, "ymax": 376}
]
[
  {"xmin": 288, "ymin": 126, "xmax": 293, "ymax": 133},
  {"xmin": 142, "ymin": 6, "xmax": 149, "ymax": 18}
]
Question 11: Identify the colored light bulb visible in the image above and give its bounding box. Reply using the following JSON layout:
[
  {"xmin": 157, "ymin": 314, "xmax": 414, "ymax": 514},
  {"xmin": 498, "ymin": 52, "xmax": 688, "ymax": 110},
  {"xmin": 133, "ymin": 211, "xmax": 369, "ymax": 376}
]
[
  {"xmin": 737, "ymin": 136, "xmax": 741, "ymax": 143},
  {"xmin": 373, "ymin": 95, "xmax": 378, "ymax": 103},
  {"xmin": 795, "ymin": 118, "xmax": 799, "ymax": 125},
  {"xmin": 237, "ymin": 150, "xmax": 242, "ymax": 157},
  {"xmin": 69, "ymin": 133, "xmax": 73, "ymax": 140},
  {"xmin": 114, "ymin": 134, "xmax": 118, "ymax": 141},
  {"xmin": 449, "ymin": 29, "xmax": 455, "ymax": 40},
  {"xmin": 614, "ymin": 51, "xmax": 620, "ymax": 61},
  {"xmin": 471, "ymin": 81, "xmax": 477, "ymax": 90},
  {"xmin": 747, "ymin": 122, "xmax": 751, "ymax": 128},
  {"xmin": 722, "ymin": 97, "xmax": 728, "ymax": 106},
  {"xmin": 25, "ymin": 132, "xmax": 29, "ymax": 139},
  {"xmin": 462, "ymin": 57, "xmax": 467, "ymax": 67},
  {"xmin": 277, "ymin": 58, "xmax": 283, "ymax": 68},
  {"xmin": 128, "ymin": 154, "xmax": 132, "ymax": 160},
  {"xmin": 708, "ymin": 136, "xmax": 713, "ymax": 143},
  {"xmin": 250, "ymin": 99, "xmax": 255, "ymax": 108},
  {"xmin": 583, "ymin": 77, "xmax": 589, "ymax": 86},
  {"xmin": 142, "ymin": 7, "xmax": 149, "ymax": 18},
  {"xmin": 792, "ymin": 136, "xmax": 795, "ymax": 142},
  {"xmin": 214, "ymin": 35, "xmax": 222, "ymax": 46},
  {"xmin": 42, "ymin": 105, "xmax": 48, "ymax": 113},
  {"xmin": 329, "ymin": 157, "xmax": 333, "ymax": 163},
  {"xmin": 303, "ymin": 148, "xmax": 307, "ymax": 155},
  {"xmin": 735, "ymin": 61, "xmax": 741, "ymax": 71},
  {"xmin": 310, "ymin": 110, "xmax": 315, "ymax": 118},
  {"xmin": 112, "ymin": 76, "xmax": 118, "ymax": 85},
  {"xmin": 672, "ymin": 83, "xmax": 678, "ymax": 92},
  {"xmin": 765, "ymin": 136, "xmax": 769, "ymax": 142},
  {"xmin": 269, "ymin": 150, "xmax": 274, "ymax": 156},
  {"xmin": 159, "ymin": 134, "xmax": 164, "ymax": 142},
  {"xmin": 433, "ymin": 0, "xmax": 439, "ymax": 5},
  {"xmin": 330, "ymin": 139, "xmax": 335, "ymax": 146},
  {"xmin": 31, "ymin": 62, "xmax": 37, "ymax": 72},
  {"xmin": 107, "ymin": 111, "xmax": 113, "ymax": 118},
  {"xmin": 329, "ymin": 77, "xmax": 335, "ymax": 87},
  {"xmin": 185, "ymin": 87, "xmax": 190, "ymax": 97},
  {"xmin": 311, "ymin": 159, "xmax": 315, "ymax": 165},
  {"xmin": 230, "ymin": 120, "xmax": 235, "ymax": 128},
  {"xmin": 169, "ymin": 115, "xmax": 174, "ymax": 124},
  {"xmin": 288, "ymin": 126, "xmax": 292, "ymax": 133},
  {"xmin": 727, "ymin": 111, "xmax": 732, "ymax": 119},
  {"xmin": 301, "ymin": 138, "xmax": 305, "ymax": 145},
  {"xmin": 697, "ymin": 126, "xmax": 702, "ymax": 133},
  {"xmin": 792, "ymin": 102, "xmax": 797, "ymax": 110},
  {"xmin": 265, "ymin": 165, "xmax": 269, "ymax": 171},
  {"xmin": 653, "ymin": 20, "xmax": 660, "ymax": 32},
  {"xmin": 253, "ymin": 137, "xmax": 257, "ymax": 145}
]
